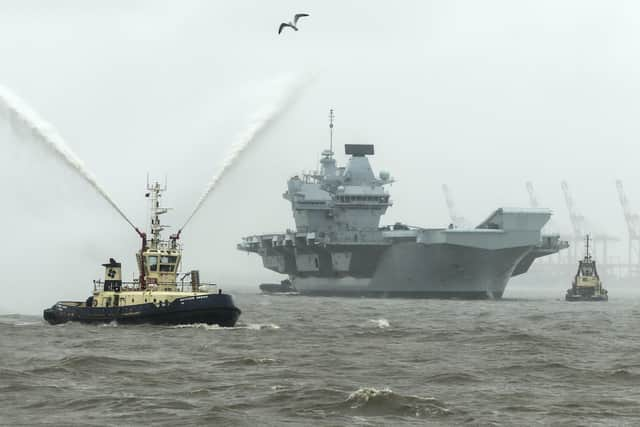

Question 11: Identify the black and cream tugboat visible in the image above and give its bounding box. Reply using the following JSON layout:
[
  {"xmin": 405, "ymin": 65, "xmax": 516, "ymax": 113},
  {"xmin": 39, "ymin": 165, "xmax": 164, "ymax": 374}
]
[
  {"xmin": 565, "ymin": 235, "xmax": 608, "ymax": 302},
  {"xmin": 44, "ymin": 181, "xmax": 241, "ymax": 326}
]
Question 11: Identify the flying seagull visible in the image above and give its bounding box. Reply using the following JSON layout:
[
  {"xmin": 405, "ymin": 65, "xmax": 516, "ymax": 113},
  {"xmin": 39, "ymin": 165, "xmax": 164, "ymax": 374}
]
[{"xmin": 278, "ymin": 13, "xmax": 309, "ymax": 34}]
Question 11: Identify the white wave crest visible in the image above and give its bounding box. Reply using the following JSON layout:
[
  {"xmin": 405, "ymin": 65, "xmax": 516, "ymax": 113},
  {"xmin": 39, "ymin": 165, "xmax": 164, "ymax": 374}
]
[
  {"xmin": 346, "ymin": 387, "xmax": 451, "ymax": 416},
  {"xmin": 170, "ymin": 322, "xmax": 280, "ymax": 331},
  {"xmin": 100, "ymin": 320, "xmax": 119, "ymax": 327},
  {"xmin": 244, "ymin": 323, "xmax": 281, "ymax": 330},
  {"xmin": 0, "ymin": 318, "xmax": 43, "ymax": 327},
  {"xmin": 347, "ymin": 387, "xmax": 394, "ymax": 406},
  {"xmin": 367, "ymin": 318, "xmax": 390, "ymax": 329},
  {"xmin": 171, "ymin": 323, "xmax": 222, "ymax": 330}
]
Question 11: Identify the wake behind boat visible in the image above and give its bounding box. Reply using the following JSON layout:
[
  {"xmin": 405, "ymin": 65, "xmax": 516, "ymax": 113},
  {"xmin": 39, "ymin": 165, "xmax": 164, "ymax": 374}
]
[{"xmin": 44, "ymin": 181, "xmax": 241, "ymax": 326}]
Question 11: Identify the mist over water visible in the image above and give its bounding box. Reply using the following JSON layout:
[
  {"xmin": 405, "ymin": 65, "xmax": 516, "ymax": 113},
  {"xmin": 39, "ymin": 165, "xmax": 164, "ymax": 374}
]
[
  {"xmin": 0, "ymin": 84, "xmax": 136, "ymax": 231},
  {"xmin": 181, "ymin": 73, "xmax": 312, "ymax": 232}
]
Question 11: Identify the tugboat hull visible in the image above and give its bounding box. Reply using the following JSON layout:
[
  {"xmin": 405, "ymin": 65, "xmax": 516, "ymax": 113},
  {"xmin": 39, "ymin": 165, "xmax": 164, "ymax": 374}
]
[{"xmin": 44, "ymin": 294, "xmax": 241, "ymax": 326}]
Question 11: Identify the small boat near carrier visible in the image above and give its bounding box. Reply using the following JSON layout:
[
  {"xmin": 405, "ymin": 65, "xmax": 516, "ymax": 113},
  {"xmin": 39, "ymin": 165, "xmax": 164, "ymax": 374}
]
[
  {"xmin": 565, "ymin": 235, "xmax": 608, "ymax": 302},
  {"xmin": 44, "ymin": 181, "xmax": 242, "ymax": 326},
  {"xmin": 259, "ymin": 279, "xmax": 297, "ymax": 294}
]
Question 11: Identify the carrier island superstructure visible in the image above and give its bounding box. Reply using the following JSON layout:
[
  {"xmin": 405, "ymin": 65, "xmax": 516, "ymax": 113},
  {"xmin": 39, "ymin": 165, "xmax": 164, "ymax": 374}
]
[{"xmin": 238, "ymin": 114, "xmax": 567, "ymax": 298}]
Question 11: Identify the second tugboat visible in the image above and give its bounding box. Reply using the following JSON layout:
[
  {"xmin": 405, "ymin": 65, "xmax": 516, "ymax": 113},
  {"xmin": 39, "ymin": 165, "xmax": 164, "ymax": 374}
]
[
  {"xmin": 566, "ymin": 235, "xmax": 608, "ymax": 302},
  {"xmin": 44, "ymin": 181, "xmax": 242, "ymax": 325}
]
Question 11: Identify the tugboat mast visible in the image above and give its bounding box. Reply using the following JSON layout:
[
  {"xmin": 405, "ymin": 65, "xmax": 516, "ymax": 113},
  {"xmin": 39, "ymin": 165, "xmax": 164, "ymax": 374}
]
[
  {"xmin": 147, "ymin": 180, "xmax": 169, "ymax": 249},
  {"xmin": 585, "ymin": 234, "xmax": 591, "ymax": 259}
]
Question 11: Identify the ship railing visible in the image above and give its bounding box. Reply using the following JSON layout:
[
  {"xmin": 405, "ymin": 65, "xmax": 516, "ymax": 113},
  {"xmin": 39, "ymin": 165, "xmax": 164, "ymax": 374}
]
[
  {"xmin": 301, "ymin": 171, "xmax": 322, "ymax": 183},
  {"xmin": 92, "ymin": 280, "xmax": 217, "ymax": 293},
  {"xmin": 152, "ymin": 240, "xmax": 183, "ymax": 251}
]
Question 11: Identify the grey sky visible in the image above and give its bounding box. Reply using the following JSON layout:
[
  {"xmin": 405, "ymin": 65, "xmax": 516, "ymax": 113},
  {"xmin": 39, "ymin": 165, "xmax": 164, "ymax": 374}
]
[{"xmin": 1, "ymin": 1, "xmax": 639, "ymax": 313}]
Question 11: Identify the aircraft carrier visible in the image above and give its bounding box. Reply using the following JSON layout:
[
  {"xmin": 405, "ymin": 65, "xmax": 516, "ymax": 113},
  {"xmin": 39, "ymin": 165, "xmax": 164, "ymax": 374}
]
[{"xmin": 238, "ymin": 113, "xmax": 567, "ymax": 298}]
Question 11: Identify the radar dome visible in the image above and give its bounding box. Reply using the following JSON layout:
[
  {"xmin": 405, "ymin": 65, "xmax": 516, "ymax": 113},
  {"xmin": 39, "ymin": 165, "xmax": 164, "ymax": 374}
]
[{"xmin": 379, "ymin": 171, "xmax": 390, "ymax": 181}]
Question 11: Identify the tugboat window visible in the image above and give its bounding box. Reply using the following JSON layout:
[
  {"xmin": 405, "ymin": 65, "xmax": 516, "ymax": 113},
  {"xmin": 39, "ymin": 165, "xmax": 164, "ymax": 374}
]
[
  {"xmin": 159, "ymin": 264, "xmax": 174, "ymax": 272},
  {"xmin": 148, "ymin": 255, "xmax": 158, "ymax": 272}
]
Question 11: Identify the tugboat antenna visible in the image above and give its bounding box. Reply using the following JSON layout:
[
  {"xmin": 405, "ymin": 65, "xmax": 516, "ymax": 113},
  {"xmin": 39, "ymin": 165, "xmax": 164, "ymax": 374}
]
[
  {"xmin": 145, "ymin": 180, "xmax": 170, "ymax": 248},
  {"xmin": 585, "ymin": 234, "xmax": 590, "ymax": 258},
  {"xmin": 329, "ymin": 108, "xmax": 335, "ymax": 154}
]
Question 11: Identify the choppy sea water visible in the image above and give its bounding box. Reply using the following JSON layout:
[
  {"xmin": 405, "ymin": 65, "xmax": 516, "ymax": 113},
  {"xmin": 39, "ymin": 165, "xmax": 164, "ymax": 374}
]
[{"xmin": 2, "ymin": 291, "xmax": 640, "ymax": 426}]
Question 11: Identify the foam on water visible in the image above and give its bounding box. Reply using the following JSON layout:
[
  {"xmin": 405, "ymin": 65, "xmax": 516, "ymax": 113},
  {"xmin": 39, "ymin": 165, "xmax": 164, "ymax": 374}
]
[
  {"xmin": 0, "ymin": 319, "xmax": 43, "ymax": 327},
  {"xmin": 170, "ymin": 322, "xmax": 280, "ymax": 331},
  {"xmin": 0, "ymin": 84, "xmax": 136, "ymax": 230},
  {"xmin": 180, "ymin": 72, "xmax": 311, "ymax": 231},
  {"xmin": 366, "ymin": 318, "xmax": 390, "ymax": 328},
  {"xmin": 0, "ymin": 315, "xmax": 43, "ymax": 327},
  {"xmin": 345, "ymin": 387, "xmax": 451, "ymax": 417},
  {"xmin": 244, "ymin": 322, "xmax": 281, "ymax": 330},
  {"xmin": 99, "ymin": 321, "xmax": 119, "ymax": 328}
]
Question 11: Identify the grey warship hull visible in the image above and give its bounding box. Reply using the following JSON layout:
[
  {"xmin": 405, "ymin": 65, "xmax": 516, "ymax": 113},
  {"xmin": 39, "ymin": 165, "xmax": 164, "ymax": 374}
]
[
  {"xmin": 239, "ymin": 140, "xmax": 567, "ymax": 299},
  {"xmin": 292, "ymin": 244, "xmax": 527, "ymax": 298},
  {"xmin": 241, "ymin": 211, "xmax": 565, "ymax": 298}
]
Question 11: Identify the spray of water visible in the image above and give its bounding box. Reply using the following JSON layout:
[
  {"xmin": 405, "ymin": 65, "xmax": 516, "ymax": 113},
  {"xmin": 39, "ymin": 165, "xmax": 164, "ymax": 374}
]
[
  {"xmin": 0, "ymin": 84, "xmax": 138, "ymax": 231},
  {"xmin": 179, "ymin": 72, "xmax": 311, "ymax": 232}
]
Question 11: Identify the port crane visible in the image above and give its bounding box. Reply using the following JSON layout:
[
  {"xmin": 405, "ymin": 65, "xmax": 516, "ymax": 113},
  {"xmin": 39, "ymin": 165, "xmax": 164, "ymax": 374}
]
[
  {"xmin": 526, "ymin": 181, "xmax": 540, "ymax": 209},
  {"xmin": 561, "ymin": 180, "xmax": 617, "ymax": 267},
  {"xmin": 561, "ymin": 181, "xmax": 586, "ymax": 241},
  {"xmin": 615, "ymin": 180, "xmax": 640, "ymax": 275},
  {"xmin": 442, "ymin": 184, "xmax": 469, "ymax": 229},
  {"xmin": 526, "ymin": 181, "xmax": 562, "ymax": 235}
]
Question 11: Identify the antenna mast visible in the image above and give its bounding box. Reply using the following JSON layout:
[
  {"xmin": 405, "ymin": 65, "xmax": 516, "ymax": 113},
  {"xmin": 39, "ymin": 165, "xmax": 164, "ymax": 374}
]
[
  {"xmin": 147, "ymin": 180, "xmax": 169, "ymax": 248},
  {"xmin": 329, "ymin": 108, "xmax": 335, "ymax": 154},
  {"xmin": 585, "ymin": 234, "xmax": 591, "ymax": 258}
]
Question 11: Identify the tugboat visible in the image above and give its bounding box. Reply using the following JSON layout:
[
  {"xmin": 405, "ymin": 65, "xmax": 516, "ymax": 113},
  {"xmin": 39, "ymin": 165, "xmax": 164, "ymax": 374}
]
[
  {"xmin": 565, "ymin": 235, "xmax": 608, "ymax": 302},
  {"xmin": 44, "ymin": 181, "xmax": 242, "ymax": 325}
]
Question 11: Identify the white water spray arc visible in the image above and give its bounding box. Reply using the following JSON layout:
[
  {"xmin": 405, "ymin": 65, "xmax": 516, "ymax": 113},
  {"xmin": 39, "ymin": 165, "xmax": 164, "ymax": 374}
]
[
  {"xmin": 179, "ymin": 73, "xmax": 311, "ymax": 233},
  {"xmin": 0, "ymin": 84, "xmax": 138, "ymax": 231}
]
